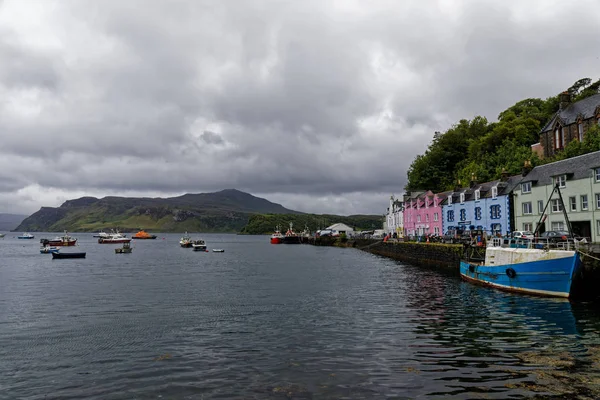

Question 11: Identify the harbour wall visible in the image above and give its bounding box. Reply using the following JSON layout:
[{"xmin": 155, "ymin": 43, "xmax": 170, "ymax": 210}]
[{"xmin": 307, "ymin": 238, "xmax": 600, "ymax": 300}]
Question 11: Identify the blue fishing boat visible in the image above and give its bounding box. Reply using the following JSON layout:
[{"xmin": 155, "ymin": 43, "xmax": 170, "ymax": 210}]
[
  {"xmin": 460, "ymin": 183, "xmax": 583, "ymax": 298},
  {"xmin": 460, "ymin": 245, "xmax": 581, "ymax": 298}
]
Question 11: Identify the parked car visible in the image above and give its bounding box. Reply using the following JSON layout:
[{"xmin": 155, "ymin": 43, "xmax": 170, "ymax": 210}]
[
  {"xmin": 442, "ymin": 229, "xmax": 462, "ymax": 244},
  {"xmin": 512, "ymin": 230, "xmax": 534, "ymax": 240},
  {"xmin": 538, "ymin": 230, "xmax": 583, "ymax": 243}
]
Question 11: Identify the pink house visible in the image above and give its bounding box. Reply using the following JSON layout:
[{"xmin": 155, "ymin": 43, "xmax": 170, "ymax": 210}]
[{"xmin": 403, "ymin": 190, "xmax": 448, "ymax": 237}]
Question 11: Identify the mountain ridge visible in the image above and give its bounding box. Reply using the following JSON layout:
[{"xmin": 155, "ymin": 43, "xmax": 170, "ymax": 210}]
[{"xmin": 15, "ymin": 189, "xmax": 303, "ymax": 233}]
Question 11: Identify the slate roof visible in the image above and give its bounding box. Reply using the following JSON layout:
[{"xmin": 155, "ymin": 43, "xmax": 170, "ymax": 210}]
[
  {"xmin": 520, "ymin": 150, "xmax": 600, "ymax": 186},
  {"xmin": 442, "ymin": 175, "xmax": 522, "ymax": 204},
  {"xmin": 541, "ymin": 94, "xmax": 600, "ymax": 133}
]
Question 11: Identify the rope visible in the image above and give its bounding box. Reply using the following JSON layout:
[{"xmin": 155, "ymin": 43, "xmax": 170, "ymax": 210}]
[{"xmin": 578, "ymin": 250, "xmax": 600, "ymax": 262}]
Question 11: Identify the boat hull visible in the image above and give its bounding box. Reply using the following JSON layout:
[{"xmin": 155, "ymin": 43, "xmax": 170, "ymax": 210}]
[
  {"xmin": 115, "ymin": 248, "xmax": 132, "ymax": 254},
  {"xmin": 282, "ymin": 236, "xmax": 301, "ymax": 244},
  {"xmin": 460, "ymin": 250, "xmax": 581, "ymax": 298},
  {"xmin": 132, "ymin": 236, "xmax": 157, "ymax": 239},
  {"xmin": 18, "ymin": 236, "xmax": 34, "ymax": 239},
  {"xmin": 46, "ymin": 239, "xmax": 77, "ymax": 247},
  {"xmin": 192, "ymin": 246, "xmax": 207, "ymax": 251},
  {"xmin": 270, "ymin": 237, "xmax": 282, "ymax": 244},
  {"xmin": 98, "ymin": 238, "xmax": 131, "ymax": 244},
  {"xmin": 52, "ymin": 252, "xmax": 86, "ymax": 259}
]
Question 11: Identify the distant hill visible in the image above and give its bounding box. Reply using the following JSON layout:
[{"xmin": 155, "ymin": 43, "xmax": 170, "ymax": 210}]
[
  {"xmin": 15, "ymin": 189, "xmax": 303, "ymax": 233},
  {"xmin": 0, "ymin": 213, "xmax": 28, "ymax": 231}
]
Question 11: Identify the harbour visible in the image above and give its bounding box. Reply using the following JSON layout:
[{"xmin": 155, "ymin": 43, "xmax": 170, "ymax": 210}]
[{"xmin": 1, "ymin": 232, "xmax": 600, "ymax": 398}]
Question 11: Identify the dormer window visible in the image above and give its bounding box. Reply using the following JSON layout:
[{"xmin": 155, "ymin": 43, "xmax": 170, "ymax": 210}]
[
  {"xmin": 448, "ymin": 195, "xmax": 453, "ymax": 205},
  {"xmin": 425, "ymin": 198, "xmax": 429, "ymax": 208},
  {"xmin": 474, "ymin": 189, "xmax": 480, "ymax": 201},
  {"xmin": 459, "ymin": 193, "xmax": 465, "ymax": 203},
  {"xmin": 521, "ymin": 182, "xmax": 531, "ymax": 193},
  {"xmin": 555, "ymin": 175, "xmax": 566, "ymax": 188},
  {"xmin": 491, "ymin": 186, "xmax": 498, "ymax": 199}
]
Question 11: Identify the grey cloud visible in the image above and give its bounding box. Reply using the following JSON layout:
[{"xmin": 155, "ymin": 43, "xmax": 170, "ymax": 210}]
[{"xmin": 0, "ymin": 0, "xmax": 598, "ymax": 215}]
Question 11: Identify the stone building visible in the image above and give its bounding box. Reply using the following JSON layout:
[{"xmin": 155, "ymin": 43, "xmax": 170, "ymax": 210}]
[{"xmin": 539, "ymin": 92, "xmax": 600, "ymax": 158}]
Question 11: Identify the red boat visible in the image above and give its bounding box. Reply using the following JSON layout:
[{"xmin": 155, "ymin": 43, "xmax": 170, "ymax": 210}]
[
  {"xmin": 41, "ymin": 231, "xmax": 77, "ymax": 247},
  {"xmin": 283, "ymin": 222, "xmax": 301, "ymax": 244},
  {"xmin": 270, "ymin": 225, "xmax": 284, "ymax": 244}
]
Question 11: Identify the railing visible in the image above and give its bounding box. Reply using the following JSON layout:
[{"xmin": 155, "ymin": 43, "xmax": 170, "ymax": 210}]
[{"xmin": 486, "ymin": 237, "xmax": 590, "ymax": 251}]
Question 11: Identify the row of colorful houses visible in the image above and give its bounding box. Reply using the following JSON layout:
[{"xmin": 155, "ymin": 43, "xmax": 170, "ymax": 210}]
[
  {"xmin": 384, "ymin": 92, "xmax": 600, "ymax": 242},
  {"xmin": 384, "ymin": 150, "xmax": 600, "ymax": 242}
]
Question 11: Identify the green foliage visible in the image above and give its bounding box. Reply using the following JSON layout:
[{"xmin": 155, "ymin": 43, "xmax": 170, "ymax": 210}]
[
  {"xmin": 404, "ymin": 79, "xmax": 600, "ymax": 191},
  {"xmin": 240, "ymin": 214, "xmax": 383, "ymax": 235}
]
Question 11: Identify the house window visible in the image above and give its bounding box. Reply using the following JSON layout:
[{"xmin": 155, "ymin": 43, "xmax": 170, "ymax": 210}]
[
  {"xmin": 595, "ymin": 168, "xmax": 600, "ymax": 182},
  {"xmin": 417, "ymin": 215, "xmax": 421, "ymax": 223},
  {"xmin": 582, "ymin": 195, "xmax": 589, "ymax": 210},
  {"xmin": 426, "ymin": 199, "xmax": 429, "ymax": 208},
  {"xmin": 551, "ymin": 199, "xmax": 563, "ymax": 213},
  {"xmin": 521, "ymin": 182, "xmax": 532, "ymax": 193},
  {"xmin": 537, "ymin": 200, "xmax": 544, "ymax": 214},
  {"xmin": 475, "ymin": 207, "xmax": 482, "ymax": 220},
  {"xmin": 579, "ymin": 123, "xmax": 584, "ymax": 141},
  {"xmin": 447, "ymin": 210, "xmax": 454, "ymax": 222},
  {"xmin": 434, "ymin": 213, "xmax": 439, "ymax": 222},
  {"xmin": 555, "ymin": 127, "xmax": 562, "ymax": 149},
  {"xmin": 522, "ymin": 202, "xmax": 533, "ymax": 215},
  {"xmin": 491, "ymin": 223, "xmax": 502, "ymax": 234},
  {"xmin": 569, "ymin": 196, "xmax": 577, "ymax": 212},
  {"xmin": 554, "ymin": 175, "xmax": 566, "ymax": 188},
  {"xmin": 551, "ymin": 221, "xmax": 565, "ymax": 231},
  {"xmin": 460, "ymin": 209, "xmax": 466, "ymax": 221},
  {"xmin": 448, "ymin": 196, "xmax": 452, "ymax": 205},
  {"xmin": 491, "ymin": 186, "xmax": 498, "ymax": 198},
  {"xmin": 474, "ymin": 189, "xmax": 480, "ymax": 200},
  {"xmin": 523, "ymin": 222, "xmax": 533, "ymax": 231},
  {"xmin": 596, "ymin": 193, "xmax": 600, "ymax": 209},
  {"xmin": 460, "ymin": 193, "xmax": 465, "ymax": 203},
  {"xmin": 597, "ymin": 220, "xmax": 600, "ymax": 235},
  {"xmin": 434, "ymin": 227, "xmax": 440, "ymax": 235},
  {"xmin": 426, "ymin": 214, "xmax": 429, "ymax": 222},
  {"xmin": 490, "ymin": 205, "xmax": 501, "ymax": 219}
]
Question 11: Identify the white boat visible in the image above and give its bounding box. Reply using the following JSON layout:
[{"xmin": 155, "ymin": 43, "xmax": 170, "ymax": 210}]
[
  {"xmin": 98, "ymin": 230, "xmax": 130, "ymax": 244},
  {"xmin": 93, "ymin": 230, "xmax": 110, "ymax": 238},
  {"xmin": 0, "ymin": 233, "xmax": 5, "ymax": 238},
  {"xmin": 40, "ymin": 246, "xmax": 60, "ymax": 254},
  {"xmin": 18, "ymin": 232, "xmax": 34, "ymax": 239},
  {"xmin": 180, "ymin": 232, "xmax": 192, "ymax": 248},
  {"xmin": 192, "ymin": 239, "xmax": 207, "ymax": 251},
  {"xmin": 212, "ymin": 249, "xmax": 224, "ymax": 253}
]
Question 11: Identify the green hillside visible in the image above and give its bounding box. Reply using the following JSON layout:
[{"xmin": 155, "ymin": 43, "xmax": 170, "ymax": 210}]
[
  {"xmin": 15, "ymin": 189, "xmax": 302, "ymax": 233},
  {"xmin": 240, "ymin": 213, "xmax": 383, "ymax": 235},
  {"xmin": 406, "ymin": 77, "xmax": 600, "ymax": 191}
]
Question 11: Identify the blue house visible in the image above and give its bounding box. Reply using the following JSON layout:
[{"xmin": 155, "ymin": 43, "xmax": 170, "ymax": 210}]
[{"xmin": 442, "ymin": 174, "xmax": 520, "ymax": 237}]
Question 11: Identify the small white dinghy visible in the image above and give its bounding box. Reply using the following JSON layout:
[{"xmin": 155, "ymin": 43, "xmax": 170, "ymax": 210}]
[{"xmin": 212, "ymin": 249, "xmax": 224, "ymax": 253}]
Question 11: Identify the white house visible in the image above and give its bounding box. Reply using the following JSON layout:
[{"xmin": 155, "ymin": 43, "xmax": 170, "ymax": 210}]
[
  {"xmin": 385, "ymin": 195, "xmax": 404, "ymax": 236},
  {"xmin": 326, "ymin": 223, "xmax": 355, "ymax": 237}
]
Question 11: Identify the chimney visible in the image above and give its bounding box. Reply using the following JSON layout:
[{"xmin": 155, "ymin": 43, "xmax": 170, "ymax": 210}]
[
  {"xmin": 501, "ymin": 168, "xmax": 509, "ymax": 182},
  {"xmin": 470, "ymin": 173, "xmax": 477, "ymax": 188},
  {"xmin": 521, "ymin": 160, "xmax": 533, "ymax": 176},
  {"xmin": 454, "ymin": 179, "xmax": 462, "ymax": 192},
  {"xmin": 559, "ymin": 91, "xmax": 571, "ymax": 110}
]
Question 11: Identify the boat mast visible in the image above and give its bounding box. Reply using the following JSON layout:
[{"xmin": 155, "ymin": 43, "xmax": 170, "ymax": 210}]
[{"xmin": 555, "ymin": 184, "xmax": 575, "ymax": 240}]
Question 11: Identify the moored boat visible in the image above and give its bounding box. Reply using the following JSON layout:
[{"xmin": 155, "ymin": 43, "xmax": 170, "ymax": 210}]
[
  {"xmin": 180, "ymin": 232, "xmax": 192, "ymax": 248},
  {"xmin": 52, "ymin": 252, "xmax": 86, "ymax": 259},
  {"xmin": 460, "ymin": 242, "xmax": 581, "ymax": 298},
  {"xmin": 40, "ymin": 246, "xmax": 60, "ymax": 254},
  {"xmin": 18, "ymin": 232, "xmax": 34, "ymax": 239},
  {"xmin": 460, "ymin": 183, "xmax": 583, "ymax": 298},
  {"xmin": 0, "ymin": 233, "xmax": 5, "ymax": 238},
  {"xmin": 270, "ymin": 225, "xmax": 284, "ymax": 244},
  {"xmin": 132, "ymin": 229, "xmax": 157, "ymax": 240},
  {"xmin": 212, "ymin": 249, "xmax": 225, "ymax": 253},
  {"xmin": 41, "ymin": 231, "xmax": 77, "ymax": 246},
  {"xmin": 98, "ymin": 230, "xmax": 130, "ymax": 244},
  {"xmin": 93, "ymin": 230, "xmax": 110, "ymax": 238},
  {"xmin": 282, "ymin": 222, "xmax": 301, "ymax": 244},
  {"xmin": 192, "ymin": 239, "xmax": 207, "ymax": 251},
  {"xmin": 115, "ymin": 242, "xmax": 133, "ymax": 254}
]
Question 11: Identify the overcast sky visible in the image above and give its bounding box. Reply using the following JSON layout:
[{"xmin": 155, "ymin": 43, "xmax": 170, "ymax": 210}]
[{"xmin": 1, "ymin": 0, "xmax": 599, "ymax": 216}]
